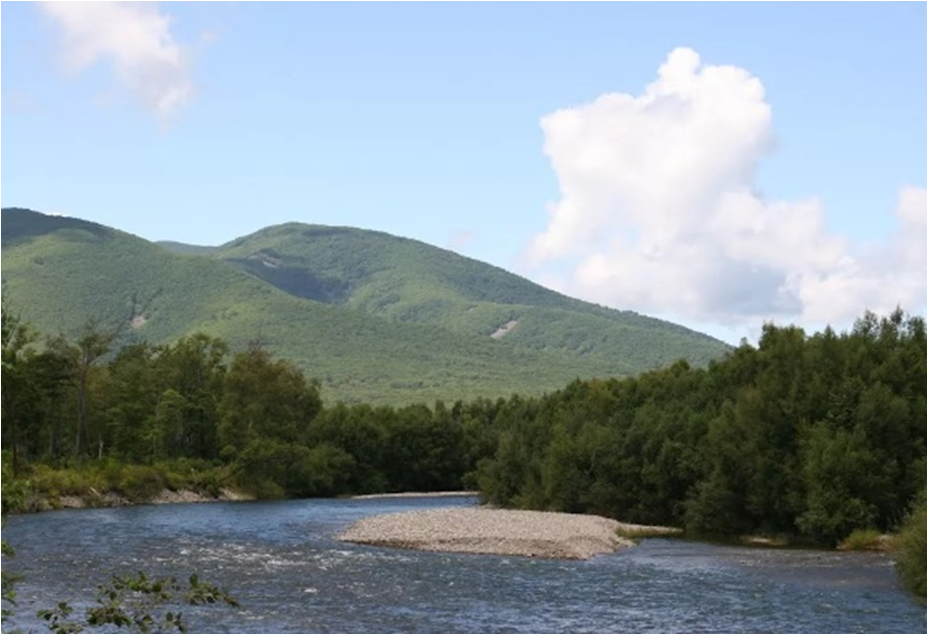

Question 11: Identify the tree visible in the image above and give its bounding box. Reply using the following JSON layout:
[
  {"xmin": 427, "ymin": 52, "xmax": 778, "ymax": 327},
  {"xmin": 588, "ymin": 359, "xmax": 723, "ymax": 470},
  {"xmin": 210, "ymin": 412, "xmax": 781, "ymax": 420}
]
[
  {"xmin": 218, "ymin": 343, "xmax": 321, "ymax": 454},
  {"xmin": 106, "ymin": 343, "xmax": 163, "ymax": 463},
  {"xmin": 894, "ymin": 489, "xmax": 927, "ymax": 601},
  {"xmin": 48, "ymin": 320, "xmax": 116, "ymax": 460},
  {"xmin": 1, "ymin": 303, "xmax": 37, "ymax": 475},
  {"xmin": 307, "ymin": 403, "xmax": 389, "ymax": 493},
  {"xmin": 155, "ymin": 334, "xmax": 228, "ymax": 459},
  {"xmin": 796, "ymin": 424, "xmax": 879, "ymax": 544},
  {"xmin": 218, "ymin": 343, "xmax": 322, "ymax": 496}
]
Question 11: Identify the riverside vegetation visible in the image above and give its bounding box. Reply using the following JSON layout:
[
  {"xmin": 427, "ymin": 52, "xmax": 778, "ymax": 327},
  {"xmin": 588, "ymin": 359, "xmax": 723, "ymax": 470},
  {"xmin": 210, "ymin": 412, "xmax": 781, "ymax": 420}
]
[
  {"xmin": 1, "ymin": 204, "xmax": 924, "ymax": 600},
  {"xmin": 1, "ymin": 301, "xmax": 924, "ymax": 601},
  {"xmin": 0, "ymin": 464, "xmax": 238, "ymax": 635}
]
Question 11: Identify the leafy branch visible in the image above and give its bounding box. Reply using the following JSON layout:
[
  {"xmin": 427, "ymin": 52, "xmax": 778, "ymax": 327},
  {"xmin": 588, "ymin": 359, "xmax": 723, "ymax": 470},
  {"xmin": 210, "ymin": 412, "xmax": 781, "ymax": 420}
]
[{"xmin": 37, "ymin": 571, "xmax": 238, "ymax": 634}]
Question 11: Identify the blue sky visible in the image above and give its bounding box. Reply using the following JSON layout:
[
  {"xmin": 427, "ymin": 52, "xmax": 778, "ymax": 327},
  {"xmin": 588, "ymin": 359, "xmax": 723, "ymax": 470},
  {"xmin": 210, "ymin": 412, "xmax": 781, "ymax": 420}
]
[{"xmin": 2, "ymin": 2, "xmax": 925, "ymax": 343}]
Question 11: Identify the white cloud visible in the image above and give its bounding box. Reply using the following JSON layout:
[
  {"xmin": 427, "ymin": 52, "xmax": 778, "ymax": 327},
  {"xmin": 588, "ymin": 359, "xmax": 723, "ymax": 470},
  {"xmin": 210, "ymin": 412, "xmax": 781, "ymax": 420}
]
[
  {"xmin": 39, "ymin": 1, "xmax": 194, "ymax": 123},
  {"xmin": 527, "ymin": 47, "xmax": 926, "ymax": 329},
  {"xmin": 796, "ymin": 185, "xmax": 927, "ymax": 323}
]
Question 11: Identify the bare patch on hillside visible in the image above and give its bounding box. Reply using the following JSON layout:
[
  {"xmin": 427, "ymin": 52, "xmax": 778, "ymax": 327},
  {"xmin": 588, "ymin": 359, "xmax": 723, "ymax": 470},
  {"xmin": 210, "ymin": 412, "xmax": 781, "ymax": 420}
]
[
  {"xmin": 249, "ymin": 251, "xmax": 281, "ymax": 268},
  {"xmin": 491, "ymin": 319, "xmax": 519, "ymax": 339},
  {"xmin": 131, "ymin": 315, "xmax": 147, "ymax": 328}
]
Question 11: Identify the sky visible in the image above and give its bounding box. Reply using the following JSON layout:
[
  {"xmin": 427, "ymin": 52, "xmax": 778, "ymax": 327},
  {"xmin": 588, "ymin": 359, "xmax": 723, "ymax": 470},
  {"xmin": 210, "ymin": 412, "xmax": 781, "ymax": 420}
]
[{"xmin": 2, "ymin": 2, "xmax": 925, "ymax": 344}]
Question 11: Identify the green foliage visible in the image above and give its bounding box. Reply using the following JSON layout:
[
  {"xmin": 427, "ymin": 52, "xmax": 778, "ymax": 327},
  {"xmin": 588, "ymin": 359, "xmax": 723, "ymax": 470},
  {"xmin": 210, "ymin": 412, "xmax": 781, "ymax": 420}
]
[
  {"xmin": 4, "ymin": 504, "xmax": 237, "ymax": 634},
  {"xmin": 3, "ymin": 273, "xmax": 925, "ymax": 607},
  {"xmin": 214, "ymin": 220, "xmax": 728, "ymax": 374},
  {"xmin": 796, "ymin": 425, "xmax": 878, "ymax": 544},
  {"xmin": 1, "ymin": 303, "xmax": 495, "ymax": 506},
  {"xmin": 37, "ymin": 572, "xmax": 238, "ymax": 634},
  {"xmin": 219, "ymin": 344, "xmax": 321, "ymax": 455},
  {"xmin": 1, "ymin": 303, "xmax": 925, "ymax": 609},
  {"xmin": 837, "ymin": 528, "xmax": 885, "ymax": 551},
  {"xmin": 894, "ymin": 490, "xmax": 926, "ymax": 601},
  {"xmin": 155, "ymin": 241, "xmax": 218, "ymax": 257},
  {"xmin": 112, "ymin": 465, "xmax": 168, "ymax": 503},
  {"xmin": 1, "ymin": 459, "xmax": 230, "ymax": 513},
  {"xmin": 2, "ymin": 539, "xmax": 20, "ymax": 625},
  {"xmin": 2, "ymin": 300, "xmax": 40, "ymax": 478},
  {"xmin": 306, "ymin": 404, "xmax": 389, "ymax": 492},
  {"xmin": 2, "ymin": 207, "xmax": 729, "ymax": 405},
  {"xmin": 0, "ymin": 452, "xmax": 20, "ymax": 623},
  {"xmin": 28, "ymin": 463, "xmax": 106, "ymax": 500},
  {"xmin": 381, "ymin": 403, "xmax": 467, "ymax": 492},
  {"xmin": 227, "ymin": 438, "xmax": 352, "ymax": 499},
  {"xmin": 1, "ymin": 451, "xmax": 29, "ymax": 513},
  {"xmin": 154, "ymin": 459, "xmax": 227, "ymax": 498},
  {"xmin": 476, "ymin": 310, "xmax": 926, "ymax": 549}
]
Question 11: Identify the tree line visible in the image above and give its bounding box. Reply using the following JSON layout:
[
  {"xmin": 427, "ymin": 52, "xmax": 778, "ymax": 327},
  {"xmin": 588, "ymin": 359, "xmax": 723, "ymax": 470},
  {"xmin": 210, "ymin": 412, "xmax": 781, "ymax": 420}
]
[
  {"xmin": 1, "ymin": 309, "xmax": 489, "ymax": 503},
  {"xmin": 2, "ymin": 305, "xmax": 925, "ymax": 552},
  {"xmin": 475, "ymin": 309, "xmax": 926, "ymax": 547}
]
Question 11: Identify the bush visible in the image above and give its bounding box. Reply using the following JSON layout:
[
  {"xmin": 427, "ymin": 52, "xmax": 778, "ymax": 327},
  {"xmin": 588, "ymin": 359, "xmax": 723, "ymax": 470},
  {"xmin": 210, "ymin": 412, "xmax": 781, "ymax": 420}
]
[
  {"xmin": 0, "ymin": 453, "xmax": 19, "ymax": 632},
  {"xmin": 28, "ymin": 465, "xmax": 107, "ymax": 508},
  {"xmin": 114, "ymin": 465, "xmax": 166, "ymax": 503},
  {"xmin": 894, "ymin": 491, "xmax": 926, "ymax": 601},
  {"xmin": 1, "ymin": 452, "xmax": 27, "ymax": 513},
  {"xmin": 837, "ymin": 528, "xmax": 886, "ymax": 551},
  {"xmin": 152, "ymin": 458, "xmax": 227, "ymax": 497}
]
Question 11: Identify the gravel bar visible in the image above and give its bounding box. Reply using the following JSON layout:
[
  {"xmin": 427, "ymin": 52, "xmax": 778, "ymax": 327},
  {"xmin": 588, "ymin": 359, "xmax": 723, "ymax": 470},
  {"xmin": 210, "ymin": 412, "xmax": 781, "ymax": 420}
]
[{"xmin": 337, "ymin": 507, "xmax": 672, "ymax": 560}]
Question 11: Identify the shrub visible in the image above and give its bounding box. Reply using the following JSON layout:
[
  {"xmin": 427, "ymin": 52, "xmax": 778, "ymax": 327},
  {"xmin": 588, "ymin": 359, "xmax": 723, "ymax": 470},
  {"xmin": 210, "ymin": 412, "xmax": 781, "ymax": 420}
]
[
  {"xmin": 115, "ymin": 465, "xmax": 166, "ymax": 503},
  {"xmin": 837, "ymin": 528, "xmax": 886, "ymax": 551},
  {"xmin": 894, "ymin": 490, "xmax": 926, "ymax": 601}
]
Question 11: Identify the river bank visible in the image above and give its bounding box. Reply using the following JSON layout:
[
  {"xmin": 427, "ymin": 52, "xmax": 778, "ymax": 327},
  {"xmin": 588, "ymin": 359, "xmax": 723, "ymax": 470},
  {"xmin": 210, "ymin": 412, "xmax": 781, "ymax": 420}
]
[{"xmin": 27, "ymin": 487, "xmax": 253, "ymax": 512}]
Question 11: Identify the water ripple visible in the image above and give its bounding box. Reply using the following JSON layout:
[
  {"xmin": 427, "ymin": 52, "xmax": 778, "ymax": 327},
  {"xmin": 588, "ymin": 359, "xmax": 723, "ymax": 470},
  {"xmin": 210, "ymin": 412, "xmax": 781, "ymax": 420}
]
[{"xmin": 3, "ymin": 498, "xmax": 924, "ymax": 634}]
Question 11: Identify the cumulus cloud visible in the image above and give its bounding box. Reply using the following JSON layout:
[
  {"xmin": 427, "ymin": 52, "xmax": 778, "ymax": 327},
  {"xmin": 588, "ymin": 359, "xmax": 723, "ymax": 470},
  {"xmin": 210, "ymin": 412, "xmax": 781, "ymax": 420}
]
[
  {"xmin": 527, "ymin": 47, "xmax": 926, "ymax": 328},
  {"xmin": 796, "ymin": 185, "xmax": 927, "ymax": 323},
  {"xmin": 39, "ymin": 1, "xmax": 194, "ymax": 122}
]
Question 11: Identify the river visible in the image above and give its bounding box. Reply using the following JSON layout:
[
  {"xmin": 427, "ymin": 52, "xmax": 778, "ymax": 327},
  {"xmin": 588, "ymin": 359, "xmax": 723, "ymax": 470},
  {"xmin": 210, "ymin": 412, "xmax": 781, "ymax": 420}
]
[{"xmin": 2, "ymin": 495, "xmax": 924, "ymax": 633}]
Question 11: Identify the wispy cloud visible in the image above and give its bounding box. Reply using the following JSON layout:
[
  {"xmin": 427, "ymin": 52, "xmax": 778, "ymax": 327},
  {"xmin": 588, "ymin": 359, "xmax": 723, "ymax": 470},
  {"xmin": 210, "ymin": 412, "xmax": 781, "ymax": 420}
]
[
  {"xmin": 527, "ymin": 47, "xmax": 926, "ymax": 327},
  {"xmin": 38, "ymin": 1, "xmax": 194, "ymax": 123}
]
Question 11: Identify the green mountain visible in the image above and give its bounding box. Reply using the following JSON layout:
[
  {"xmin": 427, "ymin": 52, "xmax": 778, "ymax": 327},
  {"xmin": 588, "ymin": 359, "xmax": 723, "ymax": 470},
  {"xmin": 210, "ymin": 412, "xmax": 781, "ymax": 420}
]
[
  {"xmin": 3, "ymin": 208, "xmax": 729, "ymax": 404},
  {"xmin": 205, "ymin": 222, "xmax": 726, "ymax": 372},
  {"xmin": 153, "ymin": 241, "xmax": 218, "ymax": 257}
]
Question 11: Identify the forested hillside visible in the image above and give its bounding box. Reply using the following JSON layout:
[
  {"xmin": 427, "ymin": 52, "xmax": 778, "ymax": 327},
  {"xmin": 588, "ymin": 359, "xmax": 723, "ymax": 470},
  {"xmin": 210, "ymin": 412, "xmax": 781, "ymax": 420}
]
[
  {"xmin": 2, "ymin": 207, "xmax": 729, "ymax": 404},
  {"xmin": 207, "ymin": 222, "xmax": 724, "ymax": 372}
]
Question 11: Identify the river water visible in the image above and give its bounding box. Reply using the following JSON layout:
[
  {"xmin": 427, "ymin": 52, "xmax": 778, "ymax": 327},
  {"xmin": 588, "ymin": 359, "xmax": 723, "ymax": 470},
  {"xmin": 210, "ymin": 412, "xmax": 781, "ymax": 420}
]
[{"xmin": 2, "ymin": 495, "xmax": 924, "ymax": 633}]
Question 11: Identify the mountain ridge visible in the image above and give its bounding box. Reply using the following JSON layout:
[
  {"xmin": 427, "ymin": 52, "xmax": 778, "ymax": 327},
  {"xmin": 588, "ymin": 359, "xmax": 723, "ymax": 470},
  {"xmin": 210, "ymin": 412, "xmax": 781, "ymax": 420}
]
[{"xmin": 2, "ymin": 207, "xmax": 730, "ymax": 404}]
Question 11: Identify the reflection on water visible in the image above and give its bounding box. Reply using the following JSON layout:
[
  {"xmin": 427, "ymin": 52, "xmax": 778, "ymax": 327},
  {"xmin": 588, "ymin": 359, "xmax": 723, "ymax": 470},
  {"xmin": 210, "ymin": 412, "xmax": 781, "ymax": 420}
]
[{"xmin": 3, "ymin": 496, "xmax": 924, "ymax": 634}]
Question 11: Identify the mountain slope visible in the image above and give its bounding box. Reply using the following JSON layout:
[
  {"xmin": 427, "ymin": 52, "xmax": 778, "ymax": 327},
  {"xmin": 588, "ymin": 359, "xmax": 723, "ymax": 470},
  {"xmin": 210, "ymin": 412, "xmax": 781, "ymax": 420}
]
[
  {"xmin": 210, "ymin": 222, "xmax": 727, "ymax": 371},
  {"xmin": 3, "ymin": 208, "xmax": 729, "ymax": 404}
]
